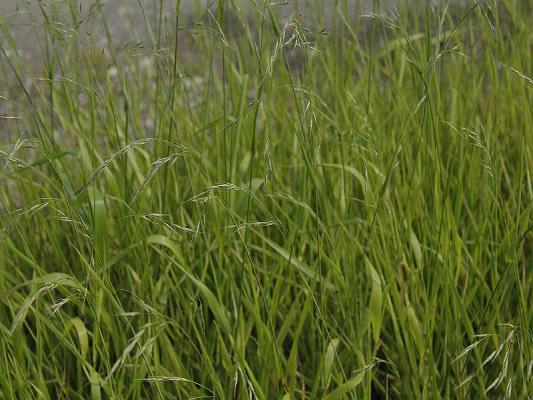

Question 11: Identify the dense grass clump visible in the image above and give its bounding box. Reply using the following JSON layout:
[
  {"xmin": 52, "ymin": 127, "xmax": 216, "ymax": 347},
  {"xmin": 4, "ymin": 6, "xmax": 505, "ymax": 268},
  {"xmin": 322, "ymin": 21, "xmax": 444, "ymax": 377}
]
[{"xmin": 0, "ymin": 0, "xmax": 531, "ymax": 398}]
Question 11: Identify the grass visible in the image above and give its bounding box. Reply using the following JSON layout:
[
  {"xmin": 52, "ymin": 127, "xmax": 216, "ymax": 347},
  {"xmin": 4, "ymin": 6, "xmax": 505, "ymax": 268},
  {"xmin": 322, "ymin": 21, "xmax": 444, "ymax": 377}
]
[{"xmin": 0, "ymin": 0, "xmax": 531, "ymax": 398}]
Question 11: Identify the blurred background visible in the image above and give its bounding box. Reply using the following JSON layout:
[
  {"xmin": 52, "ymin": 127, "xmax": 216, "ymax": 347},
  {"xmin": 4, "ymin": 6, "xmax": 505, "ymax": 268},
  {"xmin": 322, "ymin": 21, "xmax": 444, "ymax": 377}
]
[{"xmin": 1, "ymin": 0, "xmax": 408, "ymax": 67}]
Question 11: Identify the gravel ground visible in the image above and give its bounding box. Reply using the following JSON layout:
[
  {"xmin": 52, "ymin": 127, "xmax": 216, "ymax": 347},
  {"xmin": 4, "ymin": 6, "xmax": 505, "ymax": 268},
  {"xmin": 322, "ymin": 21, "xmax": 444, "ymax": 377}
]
[{"xmin": 0, "ymin": 0, "xmax": 396, "ymax": 64}]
